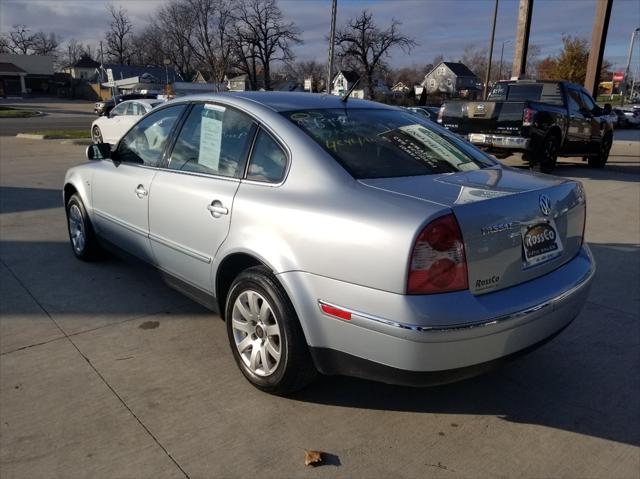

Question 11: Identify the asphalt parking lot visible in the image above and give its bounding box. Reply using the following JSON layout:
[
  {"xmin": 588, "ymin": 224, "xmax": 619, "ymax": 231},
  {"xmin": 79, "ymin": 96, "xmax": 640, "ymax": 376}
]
[{"xmin": 0, "ymin": 133, "xmax": 639, "ymax": 478}]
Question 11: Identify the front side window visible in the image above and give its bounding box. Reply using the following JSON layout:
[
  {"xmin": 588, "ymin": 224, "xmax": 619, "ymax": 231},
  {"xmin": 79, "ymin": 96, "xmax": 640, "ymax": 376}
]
[
  {"xmin": 580, "ymin": 91, "xmax": 596, "ymax": 112},
  {"xmin": 110, "ymin": 102, "xmax": 128, "ymax": 117},
  {"xmin": 168, "ymin": 103, "xmax": 255, "ymax": 177},
  {"xmin": 116, "ymin": 104, "xmax": 186, "ymax": 167},
  {"xmin": 567, "ymin": 89, "xmax": 582, "ymax": 114},
  {"xmin": 246, "ymin": 130, "xmax": 287, "ymax": 183},
  {"xmin": 283, "ymin": 109, "xmax": 495, "ymax": 179}
]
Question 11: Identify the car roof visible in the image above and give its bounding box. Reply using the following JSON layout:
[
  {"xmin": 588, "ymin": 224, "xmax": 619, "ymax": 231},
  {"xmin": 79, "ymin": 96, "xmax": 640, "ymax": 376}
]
[
  {"xmin": 137, "ymin": 99, "xmax": 163, "ymax": 106},
  {"xmin": 169, "ymin": 91, "xmax": 396, "ymax": 112}
]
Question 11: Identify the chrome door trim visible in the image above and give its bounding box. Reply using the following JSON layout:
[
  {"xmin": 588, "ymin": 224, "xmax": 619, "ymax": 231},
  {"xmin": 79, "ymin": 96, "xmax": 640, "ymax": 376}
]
[
  {"xmin": 149, "ymin": 232, "xmax": 212, "ymax": 264},
  {"xmin": 94, "ymin": 209, "xmax": 148, "ymax": 238}
]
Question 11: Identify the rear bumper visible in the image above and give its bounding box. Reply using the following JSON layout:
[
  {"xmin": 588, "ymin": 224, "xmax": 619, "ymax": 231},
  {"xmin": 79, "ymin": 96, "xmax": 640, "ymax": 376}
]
[
  {"xmin": 468, "ymin": 133, "xmax": 530, "ymax": 150},
  {"xmin": 278, "ymin": 245, "xmax": 594, "ymax": 382}
]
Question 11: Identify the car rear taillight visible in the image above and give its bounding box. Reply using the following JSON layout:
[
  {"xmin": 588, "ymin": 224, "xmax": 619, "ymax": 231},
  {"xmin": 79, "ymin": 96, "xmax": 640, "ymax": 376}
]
[
  {"xmin": 522, "ymin": 107, "xmax": 534, "ymax": 126},
  {"xmin": 437, "ymin": 106, "xmax": 444, "ymax": 123},
  {"xmin": 407, "ymin": 214, "xmax": 468, "ymax": 294}
]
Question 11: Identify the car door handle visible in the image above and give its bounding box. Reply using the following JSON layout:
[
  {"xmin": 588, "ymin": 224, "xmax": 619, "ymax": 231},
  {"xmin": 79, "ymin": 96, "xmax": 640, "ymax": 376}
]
[
  {"xmin": 135, "ymin": 185, "xmax": 148, "ymax": 198},
  {"xmin": 207, "ymin": 201, "xmax": 228, "ymax": 217}
]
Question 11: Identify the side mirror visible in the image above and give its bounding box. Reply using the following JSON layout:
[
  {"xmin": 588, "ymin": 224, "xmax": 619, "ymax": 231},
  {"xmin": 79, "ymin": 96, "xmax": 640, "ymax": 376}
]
[
  {"xmin": 603, "ymin": 103, "xmax": 612, "ymax": 114},
  {"xmin": 86, "ymin": 143, "xmax": 111, "ymax": 161}
]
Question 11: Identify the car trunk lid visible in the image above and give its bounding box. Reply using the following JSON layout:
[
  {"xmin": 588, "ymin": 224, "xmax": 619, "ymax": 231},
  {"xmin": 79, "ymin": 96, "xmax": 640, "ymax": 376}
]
[{"xmin": 360, "ymin": 167, "xmax": 586, "ymax": 295}]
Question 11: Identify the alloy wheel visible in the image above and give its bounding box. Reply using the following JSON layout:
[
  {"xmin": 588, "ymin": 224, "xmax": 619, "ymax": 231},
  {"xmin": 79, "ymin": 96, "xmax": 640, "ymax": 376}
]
[
  {"xmin": 92, "ymin": 126, "xmax": 103, "ymax": 143},
  {"xmin": 231, "ymin": 290, "xmax": 282, "ymax": 377},
  {"xmin": 68, "ymin": 204, "xmax": 85, "ymax": 254}
]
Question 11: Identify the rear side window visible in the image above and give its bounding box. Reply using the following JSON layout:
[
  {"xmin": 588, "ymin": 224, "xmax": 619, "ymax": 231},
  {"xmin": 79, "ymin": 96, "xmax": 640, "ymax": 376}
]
[
  {"xmin": 168, "ymin": 103, "xmax": 256, "ymax": 178},
  {"xmin": 488, "ymin": 83, "xmax": 563, "ymax": 105},
  {"xmin": 283, "ymin": 108, "xmax": 494, "ymax": 179},
  {"xmin": 246, "ymin": 130, "xmax": 287, "ymax": 183}
]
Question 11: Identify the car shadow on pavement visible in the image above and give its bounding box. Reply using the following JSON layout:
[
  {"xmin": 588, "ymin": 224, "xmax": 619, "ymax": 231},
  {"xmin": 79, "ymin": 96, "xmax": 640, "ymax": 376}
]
[
  {"xmin": 0, "ymin": 186, "xmax": 62, "ymax": 214},
  {"xmin": 293, "ymin": 242, "xmax": 640, "ymax": 448},
  {"xmin": 1, "ymin": 238, "xmax": 637, "ymax": 447}
]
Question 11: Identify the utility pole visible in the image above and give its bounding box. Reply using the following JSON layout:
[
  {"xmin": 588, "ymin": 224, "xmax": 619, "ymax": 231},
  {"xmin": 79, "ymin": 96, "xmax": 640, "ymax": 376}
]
[
  {"xmin": 511, "ymin": 0, "xmax": 533, "ymax": 79},
  {"xmin": 484, "ymin": 0, "xmax": 499, "ymax": 99},
  {"xmin": 498, "ymin": 40, "xmax": 511, "ymax": 81},
  {"xmin": 326, "ymin": 0, "xmax": 337, "ymax": 94},
  {"xmin": 621, "ymin": 28, "xmax": 640, "ymax": 103},
  {"xmin": 584, "ymin": 0, "xmax": 613, "ymax": 97}
]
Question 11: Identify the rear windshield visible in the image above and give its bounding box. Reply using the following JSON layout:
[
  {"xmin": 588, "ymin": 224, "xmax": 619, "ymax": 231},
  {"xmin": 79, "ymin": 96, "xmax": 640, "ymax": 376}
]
[
  {"xmin": 488, "ymin": 82, "xmax": 563, "ymax": 105},
  {"xmin": 282, "ymin": 108, "xmax": 495, "ymax": 179}
]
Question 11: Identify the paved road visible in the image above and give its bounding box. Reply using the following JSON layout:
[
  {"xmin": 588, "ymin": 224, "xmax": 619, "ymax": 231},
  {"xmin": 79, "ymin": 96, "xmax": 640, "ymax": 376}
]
[
  {"xmin": 0, "ymin": 138, "xmax": 639, "ymax": 478},
  {"xmin": 0, "ymin": 99, "xmax": 95, "ymax": 136}
]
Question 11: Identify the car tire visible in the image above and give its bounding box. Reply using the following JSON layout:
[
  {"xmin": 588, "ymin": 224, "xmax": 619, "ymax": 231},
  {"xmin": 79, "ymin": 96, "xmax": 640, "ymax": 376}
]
[
  {"xmin": 66, "ymin": 193, "xmax": 101, "ymax": 261},
  {"xmin": 588, "ymin": 133, "xmax": 612, "ymax": 169},
  {"xmin": 92, "ymin": 125, "xmax": 103, "ymax": 144},
  {"xmin": 225, "ymin": 265, "xmax": 317, "ymax": 395},
  {"xmin": 530, "ymin": 134, "xmax": 558, "ymax": 174}
]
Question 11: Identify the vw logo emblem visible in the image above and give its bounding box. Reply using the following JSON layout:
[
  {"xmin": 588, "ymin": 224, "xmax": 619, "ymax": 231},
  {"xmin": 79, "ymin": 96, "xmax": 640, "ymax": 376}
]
[
  {"xmin": 539, "ymin": 194, "xmax": 552, "ymax": 216},
  {"xmin": 477, "ymin": 103, "xmax": 485, "ymax": 111}
]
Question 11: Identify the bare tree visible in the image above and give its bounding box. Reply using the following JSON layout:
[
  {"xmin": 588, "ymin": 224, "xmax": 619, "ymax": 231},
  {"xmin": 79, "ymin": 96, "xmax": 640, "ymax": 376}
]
[
  {"xmin": 335, "ymin": 10, "xmax": 415, "ymax": 99},
  {"xmin": 284, "ymin": 60, "xmax": 326, "ymax": 91},
  {"xmin": 105, "ymin": 5, "xmax": 133, "ymax": 64},
  {"xmin": 60, "ymin": 38, "xmax": 85, "ymax": 67},
  {"xmin": 31, "ymin": 31, "xmax": 59, "ymax": 56},
  {"xmin": 4, "ymin": 25, "xmax": 35, "ymax": 54},
  {"xmin": 187, "ymin": 0, "xmax": 235, "ymax": 85},
  {"xmin": 156, "ymin": 1, "xmax": 197, "ymax": 80},
  {"xmin": 233, "ymin": 0, "xmax": 302, "ymax": 90},
  {"xmin": 130, "ymin": 26, "xmax": 166, "ymax": 67},
  {"xmin": 0, "ymin": 36, "xmax": 10, "ymax": 53}
]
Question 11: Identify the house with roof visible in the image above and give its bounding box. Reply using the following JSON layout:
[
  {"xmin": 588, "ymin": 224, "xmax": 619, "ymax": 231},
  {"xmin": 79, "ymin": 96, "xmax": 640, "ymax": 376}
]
[
  {"xmin": 420, "ymin": 61, "xmax": 479, "ymax": 97},
  {"xmin": 391, "ymin": 81, "xmax": 411, "ymax": 94},
  {"xmin": 331, "ymin": 70, "xmax": 361, "ymax": 97},
  {"xmin": 0, "ymin": 53, "xmax": 55, "ymax": 96},
  {"xmin": 63, "ymin": 55, "xmax": 101, "ymax": 80}
]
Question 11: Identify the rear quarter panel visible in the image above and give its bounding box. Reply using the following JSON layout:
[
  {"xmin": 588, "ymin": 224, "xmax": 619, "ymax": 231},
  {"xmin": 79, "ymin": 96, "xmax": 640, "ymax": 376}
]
[{"xmin": 215, "ymin": 121, "xmax": 447, "ymax": 295}]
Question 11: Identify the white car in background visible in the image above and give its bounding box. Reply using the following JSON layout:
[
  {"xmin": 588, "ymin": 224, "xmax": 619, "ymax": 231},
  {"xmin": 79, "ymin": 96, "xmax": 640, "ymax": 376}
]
[
  {"xmin": 622, "ymin": 108, "xmax": 640, "ymax": 128},
  {"xmin": 91, "ymin": 99, "xmax": 165, "ymax": 144}
]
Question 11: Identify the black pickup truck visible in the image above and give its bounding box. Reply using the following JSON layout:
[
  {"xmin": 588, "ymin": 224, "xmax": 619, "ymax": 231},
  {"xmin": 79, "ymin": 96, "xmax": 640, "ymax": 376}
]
[{"xmin": 438, "ymin": 80, "xmax": 614, "ymax": 173}]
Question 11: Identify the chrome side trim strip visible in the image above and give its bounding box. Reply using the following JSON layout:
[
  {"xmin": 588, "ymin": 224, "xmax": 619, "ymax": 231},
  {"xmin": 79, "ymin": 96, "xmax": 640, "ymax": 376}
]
[
  {"xmin": 149, "ymin": 233, "xmax": 212, "ymax": 264},
  {"xmin": 94, "ymin": 209, "xmax": 148, "ymax": 238},
  {"xmin": 318, "ymin": 262, "xmax": 595, "ymax": 334}
]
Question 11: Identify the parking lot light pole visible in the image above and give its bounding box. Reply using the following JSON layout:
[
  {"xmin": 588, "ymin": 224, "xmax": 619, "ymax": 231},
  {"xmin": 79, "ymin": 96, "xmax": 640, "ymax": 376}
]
[
  {"xmin": 622, "ymin": 28, "xmax": 640, "ymax": 103},
  {"xmin": 498, "ymin": 40, "xmax": 511, "ymax": 81}
]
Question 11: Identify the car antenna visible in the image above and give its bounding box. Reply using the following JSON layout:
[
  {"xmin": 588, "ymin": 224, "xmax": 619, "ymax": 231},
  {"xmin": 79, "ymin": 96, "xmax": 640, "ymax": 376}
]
[{"xmin": 341, "ymin": 77, "xmax": 361, "ymax": 103}]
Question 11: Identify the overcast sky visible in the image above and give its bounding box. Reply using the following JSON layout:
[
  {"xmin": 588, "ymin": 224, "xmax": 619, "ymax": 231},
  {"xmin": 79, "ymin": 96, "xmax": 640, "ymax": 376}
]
[{"xmin": 1, "ymin": 0, "xmax": 639, "ymax": 72}]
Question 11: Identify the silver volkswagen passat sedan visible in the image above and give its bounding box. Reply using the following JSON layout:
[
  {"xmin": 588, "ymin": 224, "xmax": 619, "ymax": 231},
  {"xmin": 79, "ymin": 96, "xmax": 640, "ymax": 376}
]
[{"xmin": 63, "ymin": 92, "xmax": 595, "ymax": 394}]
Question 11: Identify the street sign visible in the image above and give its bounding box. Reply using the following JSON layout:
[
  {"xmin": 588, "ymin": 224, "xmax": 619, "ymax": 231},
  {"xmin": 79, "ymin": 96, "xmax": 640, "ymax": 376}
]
[
  {"xmin": 613, "ymin": 72, "xmax": 624, "ymax": 82},
  {"xmin": 106, "ymin": 68, "xmax": 115, "ymax": 87},
  {"xmin": 304, "ymin": 78, "xmax": 312, "ymax": 91}
]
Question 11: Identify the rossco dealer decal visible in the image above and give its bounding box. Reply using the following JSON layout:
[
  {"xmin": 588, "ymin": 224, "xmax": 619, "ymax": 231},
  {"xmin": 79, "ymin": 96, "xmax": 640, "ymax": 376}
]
[{"xmin": 475, "ymin": 275, "xmax": 500, "ymax": 292}]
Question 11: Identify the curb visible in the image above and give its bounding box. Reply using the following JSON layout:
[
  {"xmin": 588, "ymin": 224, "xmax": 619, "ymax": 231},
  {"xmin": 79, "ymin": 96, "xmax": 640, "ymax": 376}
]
[
  {"xmin": 60, "ymin": 139, "xmax": 93, "ymax": 145},
  {"xmin": 16, "ymin": 133, "xmax": 47, "ymax": 140},
  {"xmin": 16, "ymin": 133, "xmax": 92, "ymax": 145}
]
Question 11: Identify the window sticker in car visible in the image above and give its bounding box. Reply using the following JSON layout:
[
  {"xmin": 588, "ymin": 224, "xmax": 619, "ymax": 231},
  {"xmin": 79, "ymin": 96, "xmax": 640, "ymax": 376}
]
[
  {"xmin": 397, "ymin": 125, "xmax": 476, "ymax": 171},
  {"xmin": 199, "ymin": 104, "xmax": 226, "ymax": 172}
]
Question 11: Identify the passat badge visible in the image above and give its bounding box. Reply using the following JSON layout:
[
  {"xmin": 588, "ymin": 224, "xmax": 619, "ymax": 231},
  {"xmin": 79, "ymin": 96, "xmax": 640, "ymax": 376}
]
[{"xmin": 539, "ymin": 194, "xmax": 552, "ymax": 216}]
